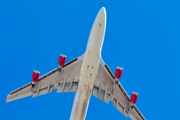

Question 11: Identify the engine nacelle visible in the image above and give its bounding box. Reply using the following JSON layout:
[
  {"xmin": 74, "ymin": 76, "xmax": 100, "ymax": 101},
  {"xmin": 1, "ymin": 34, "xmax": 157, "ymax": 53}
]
[
  {"xmin": 130, "ymin": 92, "xmax": 138, "ymax": 104},
  {"xmin": 115, "ymin": 67, "xmax": 123, "ymax": 80},
  {"xmin": 58, "ymin": 54, "xmax": 66, "ymax": 68},
  {"xmin": 32, "ymin": 70, "xmax": 40, "ymax": 82}
]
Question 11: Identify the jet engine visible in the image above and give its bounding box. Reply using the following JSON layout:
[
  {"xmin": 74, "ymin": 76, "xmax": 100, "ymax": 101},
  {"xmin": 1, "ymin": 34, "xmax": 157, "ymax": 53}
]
[
  {"xmin": 130, "ymin": 92, "xmax": 138, "ymax": 104},
  {"xmin": 58, "ymin": 54, "xmax": 66, "ymax": 68},
  {"xmin": 31, "ymin": 70, "xmax": 40, "ymax": 87},
  {"xmin": 115, "ymin": 67, "xmax": 123, "ymax": 80}
]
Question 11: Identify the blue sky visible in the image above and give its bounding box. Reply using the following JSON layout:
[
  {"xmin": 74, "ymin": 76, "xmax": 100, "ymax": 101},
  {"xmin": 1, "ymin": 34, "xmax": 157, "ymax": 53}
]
[{"xmin": 0, "ymin": 0, "xmax": 180, "ymax": 120}]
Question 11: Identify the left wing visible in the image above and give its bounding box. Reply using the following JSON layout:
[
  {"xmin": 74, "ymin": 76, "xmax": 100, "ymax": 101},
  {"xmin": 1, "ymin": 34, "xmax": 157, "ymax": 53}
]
[
  {"xmin": 6, "ymin": 55, "xmax": 84, "ymax": 102},
  {"xmin": 92, "ymin": 58, "xmax": 145, "ymax": 120}
]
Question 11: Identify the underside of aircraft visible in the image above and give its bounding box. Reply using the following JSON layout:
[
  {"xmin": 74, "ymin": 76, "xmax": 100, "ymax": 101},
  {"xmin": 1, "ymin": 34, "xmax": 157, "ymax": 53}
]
[{"xmin": 6, "ymin": 7, "xmax": 145, "ymax": 120}]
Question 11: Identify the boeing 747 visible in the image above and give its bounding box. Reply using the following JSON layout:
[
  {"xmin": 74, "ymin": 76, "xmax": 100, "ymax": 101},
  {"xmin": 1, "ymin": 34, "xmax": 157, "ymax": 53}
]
[{"xmin": 6, "ymin": 7, "xmax": 145, "ymax": 120}]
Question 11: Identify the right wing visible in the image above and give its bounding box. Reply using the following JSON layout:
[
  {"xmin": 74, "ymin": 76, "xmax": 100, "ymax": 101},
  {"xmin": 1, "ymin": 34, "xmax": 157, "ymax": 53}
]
[
  {"xmin": 6, "ymin": 55, "xmax": 84, "ymax": 103},
  {"xmin": 92, "ymin": 58, "xmax": 145, "ymax": 120}
]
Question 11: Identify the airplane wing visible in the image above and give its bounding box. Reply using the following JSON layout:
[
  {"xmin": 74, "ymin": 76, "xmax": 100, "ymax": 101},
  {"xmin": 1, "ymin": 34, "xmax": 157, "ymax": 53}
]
[
  {"xmin": 6, "ymin": 55, "xmax": 84, "ymax": 103},
  {"xmin": 92, "ymin": 58, "xmax": 146, "ymax": 120}
]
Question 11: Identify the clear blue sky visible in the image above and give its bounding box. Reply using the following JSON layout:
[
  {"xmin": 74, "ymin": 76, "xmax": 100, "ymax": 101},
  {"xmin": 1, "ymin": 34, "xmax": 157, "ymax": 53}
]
[{"xmin": 1, "ymin": 0, "xmax": 180, "ymax": 120}]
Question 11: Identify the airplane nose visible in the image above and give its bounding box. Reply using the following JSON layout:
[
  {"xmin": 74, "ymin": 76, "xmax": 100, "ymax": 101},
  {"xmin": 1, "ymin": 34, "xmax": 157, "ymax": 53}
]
[
  {"xmin": 95, "ymin": 7, "xmax": 106, "ymax": 27},
  {"xmin": 98, "ymin": 7, "xmax": 106, "ymax": 21},
  {"xmin": 86, "ymin": 7, "xmax": 107, "ymax": 52},
  {"xmin": 100, "ymin": 7, "xmax": 106, "ymax": 15}
]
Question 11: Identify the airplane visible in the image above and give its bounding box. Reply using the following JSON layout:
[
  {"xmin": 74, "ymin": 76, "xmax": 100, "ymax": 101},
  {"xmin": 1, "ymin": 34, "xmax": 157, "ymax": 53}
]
[{"xmin": 6, "ymin": 7, "xmax": 145, "ymax": 120}]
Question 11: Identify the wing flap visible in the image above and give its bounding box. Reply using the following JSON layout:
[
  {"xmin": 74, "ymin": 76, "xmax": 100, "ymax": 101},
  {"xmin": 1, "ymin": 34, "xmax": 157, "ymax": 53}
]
[
  {"xmin": 113, "ymin": 84, "xmax": 130, "ymax": 110},
  {"xmin": 32, "ymin": 82, "xmax": 53, "ymax": 97},
  {"xmin": 113, "ymin": 98, "xmax": 128, "ymax": 117},
  {"xmin": 92, "ymin": 85, "xmax": 110, "ymax": 104},
  {"xmin": 92, "ymin": 79, "xmax": 111, "ymax": 104},
  {"xmin": 57, "ymin": 79, "xmax": 79, "ymax": 93},
  {"xmin": 96, "ymin": 64, "xmax": 114, "ymax": 95}
]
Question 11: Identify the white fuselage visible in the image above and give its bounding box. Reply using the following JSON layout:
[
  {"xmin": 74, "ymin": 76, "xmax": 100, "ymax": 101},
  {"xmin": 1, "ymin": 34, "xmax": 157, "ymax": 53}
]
[{"xmin": 70, "ymin": 7, "xmax": 106, "ymax": 120}]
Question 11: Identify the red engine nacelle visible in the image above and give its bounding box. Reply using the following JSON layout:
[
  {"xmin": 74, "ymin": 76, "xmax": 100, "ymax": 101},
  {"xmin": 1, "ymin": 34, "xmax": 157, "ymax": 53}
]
[
  {"xmin": 115, "ymin": 67, "xmax": 123, "ymax": 79},
  {"xmin": 130, "ymin": 92, "xmax": 138, "ymax": 104},
  {"xmin": 58, "ymin": 54, "xmax": 66, "ymax": 67},
  {"xmin": 32, "ymin": 70, "xmax": 40, "ymax": 82}
]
